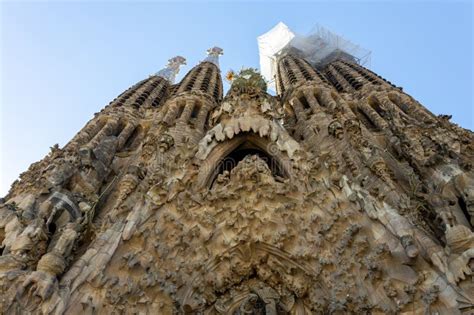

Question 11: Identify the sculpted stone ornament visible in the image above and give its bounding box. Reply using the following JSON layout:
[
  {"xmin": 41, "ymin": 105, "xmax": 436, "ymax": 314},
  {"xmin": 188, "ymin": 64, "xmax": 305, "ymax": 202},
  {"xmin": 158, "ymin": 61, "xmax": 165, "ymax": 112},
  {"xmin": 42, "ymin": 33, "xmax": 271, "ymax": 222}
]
[
  {"xmin": 328, "ymin": 119, "xmax": 343, "ymax": 139},
  {"xmin": 453, "ymin": 174, "xmax": 474, "ymax": 226},
  {"xmin": 238, "ymin": 294, "xmax": 262, "ymax": 314},
  {"xmin": 158, "ymin": 133, "xmax": 174, "ymax": 152},
  {"xmin": 445, "ymin": 225, "xmax": 474, "ymax": 284},
  {"xmin": 154, "ymin": 56, "xmax": 186, "ymax": 84},
  {"xmin": 141, "ymin": 133, "xmax": 159, "ymax": 161},
  {"xmin": 204, "ymin": 46, "xmax": 224, "ymax": 67},
  {"xmin": 215, "ymin": 170, "xmax": 230, "ymax": 186},
  {"xmin": 0, "ymin": 217, "xmax": 48, "ymax": 272},
  {"xmin": 1, "ymin": 41, "xmax": 473, "ymax": 314},
  {"xmin": 19, "ymin": 268, "xmax": 57, "ymax": 301},
  {"xmin": 400, "ymin": 234, "xmax": 420, "ymax": 259},
  {"xmin": 20, "ymin": 222, "xmax": 79, "ymax": 300}
]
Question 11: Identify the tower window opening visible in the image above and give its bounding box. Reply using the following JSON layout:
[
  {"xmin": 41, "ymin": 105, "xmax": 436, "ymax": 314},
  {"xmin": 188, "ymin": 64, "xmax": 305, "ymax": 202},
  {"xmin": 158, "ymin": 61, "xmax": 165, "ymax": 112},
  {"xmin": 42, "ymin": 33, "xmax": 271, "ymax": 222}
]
[
  {"xmin": 458, "ymin": 196, "xmax": 473, "ymax": 228},
  {"xmin": 288, "ymin": 73, "xmax": 297, "ymax": 84},
  {"xmin": 301, "ymin": 69, "xmax": 312, "ymax": 81},
  {"xmin": 293, "ymin": 57, "xmax": 314, "ymax": 81},
  {"xmin": 201, "ymin": 67, "xmax": 213, "ymax": 93},
  {"xmin": 315, "ymin": 92, "xmax": 324, "ymax": 108},
  {"xmin": 298, "ymin": 95, "xmax": 311, "ymax": 111},
  {"xmin": 151, "ymin": 99, "xmax": 160, "ymax": 107},
  {"xmin": 347, "ymin": 63, "xmax": 377, "ymax": 83},
  {"xmin": 335, "ymin": 65, "xmax": 361, "ymax": 90},
  {"xmin": 183, "ymin": 66, "xmax": 203, "ymax": 92},
  {"xmin": 185, "ymin": 80, "xmax": 195, "ymax": 92},
  {"xmin": 276, "ymin": 64, "xmax": 285, "ymax": 94},
  {"xmin": 324, "ymin": 70, "xmax": 343, "ymax": 92},
  {"xmin": 283, "ymin": 60, "xmax": 297, "ymax": 84},
  {"xmin": 369, "ymin": 100, "xmax": 385, "ymax": 118},
  {"xmin": 315, "ymin": 69, "xmax": 328, "ymax": 83},
  {"xmin": 48, "ymin": 222, "xmax": 57, "ymax": 236},
  {"xmin": 191, "ymin": 103, "xmax": 200, "ymax": 119},
  {"xmin": 176, "ymin": 103, "xmax": 185, "ymax": 119},
  {"xmin": 113, "ymin": 122, "xmax": 125, "ymax": 137},
  {"xmin": 153, "ymin": 86, "xmax": 168, "ymax": 107},
  {"xmin": 136, "ymin": 97, "xmax": 145, "ymax": 106},
  {"xmin": 213, "ymin": 84, "xmax": 220, "ymax": 100}
]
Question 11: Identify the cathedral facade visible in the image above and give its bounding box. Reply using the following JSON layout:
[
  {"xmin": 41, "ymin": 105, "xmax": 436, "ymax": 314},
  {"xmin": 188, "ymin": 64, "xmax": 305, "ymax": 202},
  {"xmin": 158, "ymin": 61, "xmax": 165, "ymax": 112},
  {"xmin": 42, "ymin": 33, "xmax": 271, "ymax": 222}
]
[{"xmin": 0, "ymin": 40, "xmax": 473, "ymax": 314}]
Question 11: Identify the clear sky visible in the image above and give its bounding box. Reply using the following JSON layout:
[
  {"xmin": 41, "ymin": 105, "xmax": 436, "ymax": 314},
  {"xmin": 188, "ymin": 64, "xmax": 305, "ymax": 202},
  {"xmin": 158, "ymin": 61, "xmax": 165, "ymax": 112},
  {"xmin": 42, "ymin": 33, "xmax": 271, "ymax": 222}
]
[{"xmin": 0, "ymin": 1, "xmax": 472, "ymax": 196}]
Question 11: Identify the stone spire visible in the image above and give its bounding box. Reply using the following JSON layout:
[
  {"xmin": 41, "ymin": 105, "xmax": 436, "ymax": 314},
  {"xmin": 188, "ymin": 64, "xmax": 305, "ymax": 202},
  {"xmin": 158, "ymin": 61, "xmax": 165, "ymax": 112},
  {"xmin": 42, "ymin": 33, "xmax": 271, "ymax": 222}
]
[
  {"xmin": 154, "ymin": 56, "xmax": 186, "ymax": 83},
  {"xmin": 2, "ymin": 28, "xmax": 474, "ymax": 315},
  {"xmin": 203, "ymin": 46, "xmax": 223, "ymax": 67}
]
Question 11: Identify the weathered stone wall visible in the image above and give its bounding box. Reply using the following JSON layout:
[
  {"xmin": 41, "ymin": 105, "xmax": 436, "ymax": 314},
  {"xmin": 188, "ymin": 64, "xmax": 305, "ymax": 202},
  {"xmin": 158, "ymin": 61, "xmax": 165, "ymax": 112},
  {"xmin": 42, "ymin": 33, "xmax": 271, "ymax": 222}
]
[{"xmin": 0, "ymin": 55, "xmax": 473, "ymax": 314}]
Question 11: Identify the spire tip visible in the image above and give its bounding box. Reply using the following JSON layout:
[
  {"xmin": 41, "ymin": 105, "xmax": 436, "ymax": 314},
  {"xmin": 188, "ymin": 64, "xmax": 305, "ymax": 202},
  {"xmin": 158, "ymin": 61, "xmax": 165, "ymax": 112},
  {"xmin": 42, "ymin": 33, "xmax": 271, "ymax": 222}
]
[
  {"xmin": 155, "ymin": 55, "xmax": 187, "ymax": 83},
  {"xmin": 204, "ymin": 46, "xmax": 223, "ymax": 67}
]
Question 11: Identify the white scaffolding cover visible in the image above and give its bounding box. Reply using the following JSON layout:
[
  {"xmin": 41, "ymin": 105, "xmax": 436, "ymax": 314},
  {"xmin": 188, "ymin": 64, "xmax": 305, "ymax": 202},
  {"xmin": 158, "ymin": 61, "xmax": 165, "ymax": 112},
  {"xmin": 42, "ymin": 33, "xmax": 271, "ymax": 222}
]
[
  {"xmin": 258, "ymin": 22, "xmax": 371, "ymax": 91},
  {"xmin": 257, "ymin": 22, "xmax": 295, "ymax": 91}
]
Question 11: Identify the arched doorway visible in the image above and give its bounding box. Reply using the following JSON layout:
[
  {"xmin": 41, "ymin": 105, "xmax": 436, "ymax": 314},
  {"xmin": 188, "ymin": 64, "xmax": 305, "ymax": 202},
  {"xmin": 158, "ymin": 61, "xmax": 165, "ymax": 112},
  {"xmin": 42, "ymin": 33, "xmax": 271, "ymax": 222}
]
[{"xmin": 195, "ymin": 133, "xmax": 292, "ymax": 189}]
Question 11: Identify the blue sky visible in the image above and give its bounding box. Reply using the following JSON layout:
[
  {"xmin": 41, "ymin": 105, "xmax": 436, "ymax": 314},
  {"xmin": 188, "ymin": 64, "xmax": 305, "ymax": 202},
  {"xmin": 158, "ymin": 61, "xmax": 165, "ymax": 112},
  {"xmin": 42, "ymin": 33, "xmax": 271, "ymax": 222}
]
[{"xmin": 1, "ymin": 1, "xmax": 472, "ymax": 196}]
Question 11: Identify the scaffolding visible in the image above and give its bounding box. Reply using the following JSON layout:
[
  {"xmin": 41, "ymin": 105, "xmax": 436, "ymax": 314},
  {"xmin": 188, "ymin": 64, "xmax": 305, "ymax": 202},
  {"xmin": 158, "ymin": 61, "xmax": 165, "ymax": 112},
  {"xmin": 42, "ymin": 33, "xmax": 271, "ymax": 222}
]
[{"xmin": 257, "ymin": 22, "xmax": 371, "ymax": 91}]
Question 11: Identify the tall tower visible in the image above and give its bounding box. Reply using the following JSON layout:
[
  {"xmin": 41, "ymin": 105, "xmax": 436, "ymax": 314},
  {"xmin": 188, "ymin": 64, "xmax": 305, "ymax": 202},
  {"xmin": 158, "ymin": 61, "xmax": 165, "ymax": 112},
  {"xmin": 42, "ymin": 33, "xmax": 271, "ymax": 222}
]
[{"xmin": 1, "ymin": 26, "xmax": 473, "ymax": 315}]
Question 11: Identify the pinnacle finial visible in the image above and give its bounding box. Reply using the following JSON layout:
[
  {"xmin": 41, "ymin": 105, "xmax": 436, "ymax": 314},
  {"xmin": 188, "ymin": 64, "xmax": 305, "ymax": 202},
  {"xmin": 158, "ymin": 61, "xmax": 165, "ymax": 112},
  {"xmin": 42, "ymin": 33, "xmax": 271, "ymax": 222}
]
[
  {"xmin": 204, "ymin": 46, "xmax": 223, "ymax": 67},
  {"xmin": 154, "ymin": 56, "xmax": 187, "ymax": 83}
]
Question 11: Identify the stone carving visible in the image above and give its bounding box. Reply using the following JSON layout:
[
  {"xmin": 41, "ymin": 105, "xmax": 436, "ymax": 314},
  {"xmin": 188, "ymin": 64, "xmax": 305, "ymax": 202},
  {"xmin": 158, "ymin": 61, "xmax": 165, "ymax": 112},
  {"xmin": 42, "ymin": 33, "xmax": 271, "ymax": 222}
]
[
  {"xmin": 20, "ymin": 221, "xmax": 79, "ymax": 300},
  {"xmin": 0, "ymin": 48, "xmax": 473, "ymax": 315},
  {"xmin": 445, "ymin": 225, "xmax": 474, "ymax": 284},
  {"xmin": 158, "ymin": 133, "xmax": 174, "ymax": 152},
  {"xmin": 328, "ymin": 119, "xmax": 343, "ymax": 139}
]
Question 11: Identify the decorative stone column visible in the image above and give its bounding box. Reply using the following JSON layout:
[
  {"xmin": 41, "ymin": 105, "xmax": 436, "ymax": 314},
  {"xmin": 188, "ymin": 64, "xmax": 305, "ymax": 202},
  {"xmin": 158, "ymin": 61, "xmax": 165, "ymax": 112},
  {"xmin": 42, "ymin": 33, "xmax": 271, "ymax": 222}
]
[
  {"xmin": 117, "ymin": 122, "xmax": 137, "ymax": 150},
  {"xmin": 179, "ymin": 100, "xmax": 195, "ymax": 123}
]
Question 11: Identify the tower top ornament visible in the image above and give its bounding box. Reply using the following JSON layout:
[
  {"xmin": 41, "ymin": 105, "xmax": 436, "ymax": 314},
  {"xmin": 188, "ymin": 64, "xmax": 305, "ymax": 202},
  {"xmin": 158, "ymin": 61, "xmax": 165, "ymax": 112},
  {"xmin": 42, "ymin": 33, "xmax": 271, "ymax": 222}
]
[
  {"xmin": 204, "ymin": 46, "xmax": 223, "ymax": 67},
  {"xmin": 154, "ymin": 56, "xmax": 187, "ymax": 83}
]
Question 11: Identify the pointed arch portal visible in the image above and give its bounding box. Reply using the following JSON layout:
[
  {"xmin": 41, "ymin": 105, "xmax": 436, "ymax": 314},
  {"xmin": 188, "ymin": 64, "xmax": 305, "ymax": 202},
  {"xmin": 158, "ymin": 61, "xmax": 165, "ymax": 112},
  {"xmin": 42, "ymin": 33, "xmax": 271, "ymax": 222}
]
[{"xmin": 195, "ymin": 133, "xmax": 292, "ymax": 189}]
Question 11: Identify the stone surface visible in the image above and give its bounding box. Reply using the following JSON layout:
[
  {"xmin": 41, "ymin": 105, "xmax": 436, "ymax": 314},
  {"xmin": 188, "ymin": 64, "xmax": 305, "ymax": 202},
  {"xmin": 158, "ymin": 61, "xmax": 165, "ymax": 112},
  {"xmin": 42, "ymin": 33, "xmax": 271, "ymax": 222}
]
[{"xmin": 0, "ymin": 51, "xmax": 473, "ymax": 314}]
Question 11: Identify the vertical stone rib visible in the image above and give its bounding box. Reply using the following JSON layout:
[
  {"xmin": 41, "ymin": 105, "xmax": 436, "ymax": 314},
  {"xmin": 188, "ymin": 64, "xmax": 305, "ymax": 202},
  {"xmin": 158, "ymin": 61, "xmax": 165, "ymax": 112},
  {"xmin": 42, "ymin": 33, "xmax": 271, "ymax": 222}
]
[
  {"xmin": 148, "ymin": 80, "xmax": 167, "ymax": 107},
  {"xmin": 293, "ymin": 56, "xmax": 323, "ymax": 84},
  {"xmin": 193, "ymin": 65, "xmax": 208, "ymax": 92},
  {"xmin": 303, "ymin": 91, "xmax": 320, "ymax": 111},
  {"xmin": 116, "ymin": 123, "xmax": 137, "ymax": 150},
  {"xmin": 278, "ymin": 60, "xmax": 292, "ymax": 93},
  {"xmin": 291, "ymin": 98, "xmax": 307, "ymax": 121},
  {"xmin": 377, "ymin": 95, "xmax": 404, "ymax": 119},
  {"xmin": 127, "ymin": 77, "xmax": 158, "ymax": 107},
  {"xmin": 179, "ymin": 100, "xmax": 195, "ymax": 123},
  {"xmin": 214, "ymin": 76, "xmax": 223, "ymax": 101},
  {"xmin": 67, "ymin": 120, "xmax": 105, "ymax": 151},
  {"xmin": 358, "ymin": 102, "xmax": 388, "ymax": 130},
  {"xmin": 163, "ymin": 102, "xmax": 179, "ymax": 125},
  {"xmin": 389, "ymin": 92, "xmax": 435, "ymax": 123},
  {"xmin": 276, "ymin": 63, "xmax": 286, "ymax": 95},
  {"xmin": 178, "ymin": 67, "xmax": 201, "ymax": 94},
  {"xmin": 196, "ymin": 104, "xmax": 209, "ymax": 131},
  {"xmin": 207, "ymin": 69, "xmax": 218, "ymax": 95},
  {"xmin": 299, "ymin": 59, "xmax": 317, "ymax": 80},
  {"xmin": 111, "ymin": 79, "xmax": 148, "ymax": 107},
  {"xmin": 319, "ymin": 90, "xmax": 337, "ymax": 111},
  {"xmin": 287, "ymin": 57, "xmax": 305, "ymax": 82},
  {"xmin": 199, "ymin": 66, "xmax": 213, "ymax": 93},
  {"xmin": 87, "ymin": 119, "xmax": 119, "ymax": 149}
]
